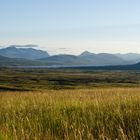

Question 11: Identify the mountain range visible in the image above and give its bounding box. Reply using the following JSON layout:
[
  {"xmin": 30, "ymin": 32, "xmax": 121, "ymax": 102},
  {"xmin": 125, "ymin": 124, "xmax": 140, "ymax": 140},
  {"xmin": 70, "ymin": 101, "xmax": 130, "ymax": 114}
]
[{"xmin": 0, "ymin": 45, "xmax": 140, "ymax": 67}]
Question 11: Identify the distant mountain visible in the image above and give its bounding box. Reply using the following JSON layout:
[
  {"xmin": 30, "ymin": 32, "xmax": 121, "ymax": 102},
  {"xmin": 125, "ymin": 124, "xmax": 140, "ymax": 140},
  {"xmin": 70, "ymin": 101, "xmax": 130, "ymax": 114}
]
[
  {"xmin": 78, "ymin": 52, "xmax": 130, "ymax": 66},
  {"xmin": 81, "ymin": 52, "xmax": 140, "ymax": 64},
  {"xmin": 79, "ymin": 51, "xmax": 94, "ymax": 57},
  {"xmin": 115, "ymin": 53, "xmax": 140, "ymax": 63},
  {"xmin": 0, "ymin": 45, "xmax": 49, "ymax": 60},
  {"xmin": 40, "ymin": 52, "xmax": 130, "ymax": 66},
  {"xmin": 0, "ymin": 46, "xmax": 139, "ymax": 67}
]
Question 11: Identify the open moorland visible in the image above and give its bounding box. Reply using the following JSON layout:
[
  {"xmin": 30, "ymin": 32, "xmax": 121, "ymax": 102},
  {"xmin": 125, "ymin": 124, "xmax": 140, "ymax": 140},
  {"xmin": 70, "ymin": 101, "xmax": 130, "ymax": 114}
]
[
  {"xmin": 0, "ymin": 68, "xmax": 140, "ymax": 91},
  {"xmin": 1, "ymin": 68, "xmax": 140, "ymax": 139}
]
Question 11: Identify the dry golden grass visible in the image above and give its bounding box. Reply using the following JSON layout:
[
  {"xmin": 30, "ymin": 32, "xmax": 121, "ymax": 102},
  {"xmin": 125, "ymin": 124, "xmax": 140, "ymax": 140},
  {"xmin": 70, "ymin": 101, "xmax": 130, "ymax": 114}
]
[{"xmin": 1, "ymin": 88, "xmax": 140, "ymax": 139}]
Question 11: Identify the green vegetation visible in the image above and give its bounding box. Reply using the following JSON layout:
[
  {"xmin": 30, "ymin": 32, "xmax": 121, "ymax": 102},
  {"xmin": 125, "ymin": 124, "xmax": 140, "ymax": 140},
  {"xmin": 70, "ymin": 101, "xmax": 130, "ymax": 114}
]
[
  {"xmin": 1, "ymin": 88, "xmax": 140, "ymax": 139},
  {"xmin": 0, "ymin": 68, "xmax": 140, "ymax": 91}
]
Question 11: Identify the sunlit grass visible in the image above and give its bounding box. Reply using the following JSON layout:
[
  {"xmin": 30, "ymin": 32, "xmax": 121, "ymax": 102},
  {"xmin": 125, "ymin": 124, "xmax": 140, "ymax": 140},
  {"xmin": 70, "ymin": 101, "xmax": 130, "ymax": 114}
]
[{"xmin": 1, "ymin": 88, "xmax": 140, "ymax": 139}]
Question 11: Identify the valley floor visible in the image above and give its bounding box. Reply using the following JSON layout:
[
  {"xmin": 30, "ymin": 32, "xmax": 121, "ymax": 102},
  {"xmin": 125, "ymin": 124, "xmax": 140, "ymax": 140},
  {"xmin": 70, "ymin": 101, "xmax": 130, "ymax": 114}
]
[{"xmin": 0, "ymin": 68, "xmax": 140, "ymax": 91}]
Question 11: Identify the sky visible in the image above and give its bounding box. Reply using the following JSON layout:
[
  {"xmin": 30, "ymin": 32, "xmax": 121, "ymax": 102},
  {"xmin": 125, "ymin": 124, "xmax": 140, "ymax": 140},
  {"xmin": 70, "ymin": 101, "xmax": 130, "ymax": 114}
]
[{"xmin": 1, "ymin": 0, "xmax": 140, "ymax": 54}]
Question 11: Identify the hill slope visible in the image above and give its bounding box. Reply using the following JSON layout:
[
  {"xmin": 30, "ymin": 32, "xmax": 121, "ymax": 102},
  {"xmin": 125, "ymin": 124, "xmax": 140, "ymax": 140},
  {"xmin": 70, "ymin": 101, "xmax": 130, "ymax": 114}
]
[
  {"xmin": 0, "ymin": 55, "xmax": 46, "ymax": 66},
  {"xmin": 40, "ymin": 55, "xmax": 90, "ymax": 66}
]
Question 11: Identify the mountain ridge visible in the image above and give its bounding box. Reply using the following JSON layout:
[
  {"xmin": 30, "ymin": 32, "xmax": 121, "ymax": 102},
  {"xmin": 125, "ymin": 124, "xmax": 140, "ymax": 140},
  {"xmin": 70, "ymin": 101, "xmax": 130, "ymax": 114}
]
[
  {"xmin": 0, "ymin": 46, "xmax": 140, "ymax": 67},
  {"xmin": 0, "ymin": 45, "xmax": 49, "ymax": 60}
]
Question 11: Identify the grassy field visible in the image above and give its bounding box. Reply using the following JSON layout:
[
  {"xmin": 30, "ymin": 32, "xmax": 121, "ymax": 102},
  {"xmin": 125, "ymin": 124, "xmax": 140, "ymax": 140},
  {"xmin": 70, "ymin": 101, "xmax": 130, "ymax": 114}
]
[
  {"xmin": 1, "ymin": 68, "xmax": 140, "ymax": 139},
  {"xmin": 1, "ymin": 88, "xmax": 140, "ymax": 139}
]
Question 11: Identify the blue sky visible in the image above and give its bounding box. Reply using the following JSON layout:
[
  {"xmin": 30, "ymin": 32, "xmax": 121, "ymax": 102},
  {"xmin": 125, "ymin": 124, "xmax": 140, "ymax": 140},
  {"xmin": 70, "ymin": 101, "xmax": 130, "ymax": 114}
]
[{"xmin": 1, "ymin": 0, "xmax": 140, "ymax": 54}]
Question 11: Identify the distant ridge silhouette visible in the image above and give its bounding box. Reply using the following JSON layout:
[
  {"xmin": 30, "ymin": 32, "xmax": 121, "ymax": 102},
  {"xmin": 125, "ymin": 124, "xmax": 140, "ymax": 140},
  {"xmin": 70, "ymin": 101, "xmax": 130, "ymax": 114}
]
[{"xmin": 0, "ymin": 46, "xmax": 140, "ymax": 67}]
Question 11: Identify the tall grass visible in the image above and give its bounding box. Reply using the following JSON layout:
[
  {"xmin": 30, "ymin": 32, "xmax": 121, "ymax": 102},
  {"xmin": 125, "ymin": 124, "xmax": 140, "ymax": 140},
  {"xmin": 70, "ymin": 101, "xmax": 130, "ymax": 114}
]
[{"xmin": 1, "ymin": 88, "xmax": 140, "ymax": 139}]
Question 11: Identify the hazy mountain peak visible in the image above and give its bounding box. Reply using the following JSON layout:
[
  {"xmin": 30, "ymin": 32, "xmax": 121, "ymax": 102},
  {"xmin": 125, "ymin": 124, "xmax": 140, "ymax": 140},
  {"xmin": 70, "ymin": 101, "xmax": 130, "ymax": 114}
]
[
  {"xmin": 5, "ymin": 46, "xmax": 17, "ymax": 50},
  {"xmin": 80, "ymin": 51, "xmax": 94, "ymax": 56},
  {"xmin": 0, "ymin": 45, "xmax": 49, "ymax": 60}
]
